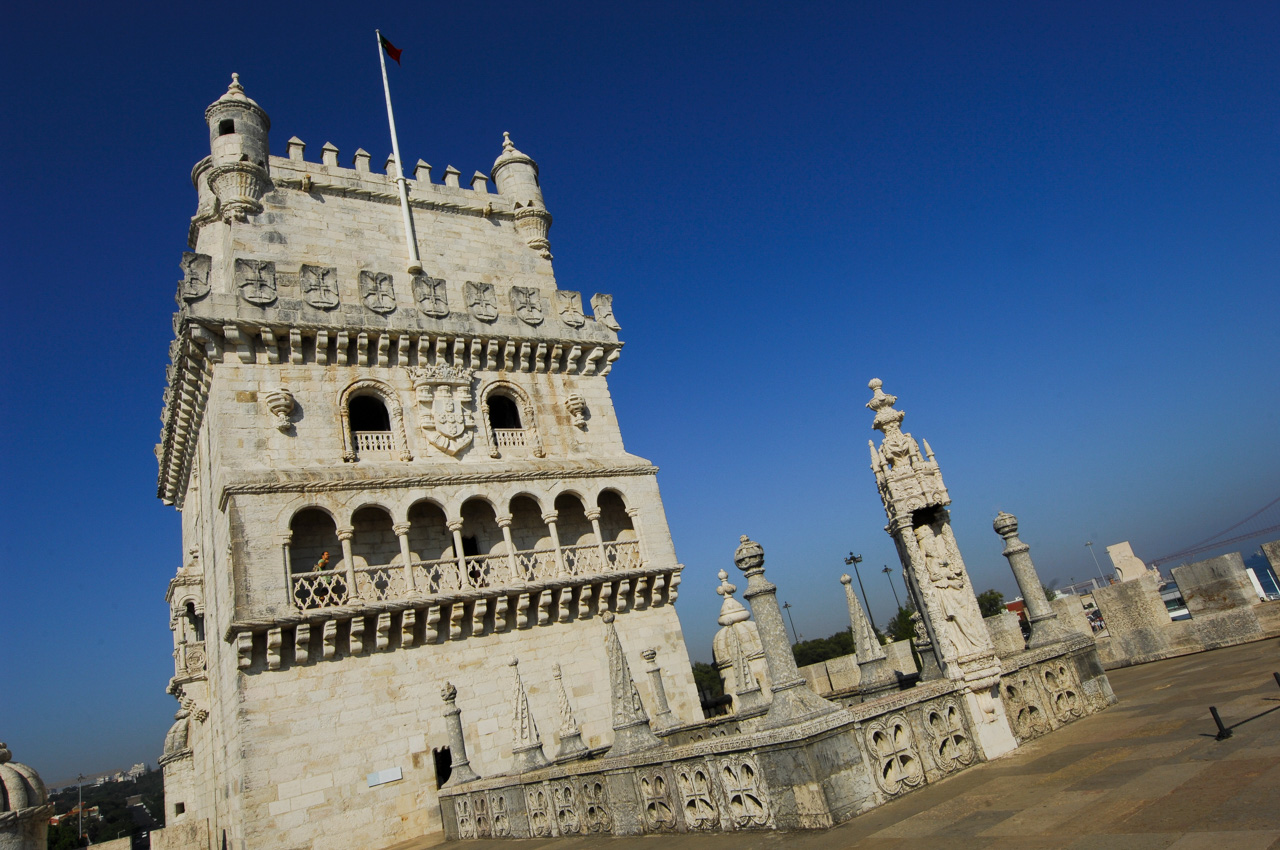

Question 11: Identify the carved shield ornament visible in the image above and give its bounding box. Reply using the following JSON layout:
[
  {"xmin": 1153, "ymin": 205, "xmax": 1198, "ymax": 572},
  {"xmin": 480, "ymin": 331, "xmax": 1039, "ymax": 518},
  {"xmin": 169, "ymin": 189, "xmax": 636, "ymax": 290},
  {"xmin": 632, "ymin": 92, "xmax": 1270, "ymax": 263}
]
[
  {"xmin": 178, "ymin": 252, "xmax": 211, "ymax": 302},
  {"xmin": 591, "ymin": 293, "xmax": 620, "ymax": 331},
  {"xmin": 510, "ymin": 286, "xmax": 544, "ymax": 326},
  {"xmin": 465, "ymin": 281, "xmax": 499, "ymax": 322},
  {"xmin": 555, "ymin": 290, "xmax": 585, "ymax": 328},
  {"xmin": 432, "ymin": 389, "xmax": 467, "ymax": 439},
  {"xmin": 235, "ymin": 259, "xmax": 277, "ymax": 306},
  {"xmin": 360, "ymin": 271, "xmax": 396, "ymax": 314},
  {"xmin": 413, "ymin": 274, "xmax": 449, "ymax": 317},
  {"xmin": 300, "ymin": 265, "xmax": 340, "ymax": 310}
]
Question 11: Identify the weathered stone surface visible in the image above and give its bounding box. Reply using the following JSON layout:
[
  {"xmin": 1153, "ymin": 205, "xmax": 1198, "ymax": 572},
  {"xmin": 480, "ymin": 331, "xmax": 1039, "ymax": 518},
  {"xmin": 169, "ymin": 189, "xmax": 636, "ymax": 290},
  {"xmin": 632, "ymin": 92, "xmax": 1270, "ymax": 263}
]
[
  {"xmin": 1173, "ymin": 552, "xmax": 1258, "ymax": 614},
  {"xmin": 984, "ymin": 611, "xmax": 1026, "ymax": 657}
]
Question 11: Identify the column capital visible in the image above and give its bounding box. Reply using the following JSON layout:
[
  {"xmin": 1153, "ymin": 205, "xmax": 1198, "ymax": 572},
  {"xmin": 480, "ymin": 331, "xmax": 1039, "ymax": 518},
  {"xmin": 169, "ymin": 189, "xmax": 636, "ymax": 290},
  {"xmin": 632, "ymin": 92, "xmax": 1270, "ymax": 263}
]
[
  {"xmin": 585, "ymin": 508, "xmax": 602, "ymax": 522},
  {"xmin": 496, "ymin": 514, "xmax": 514, "ymax": 528},
  {"xmin": 336, "ymin": 526, "xmax": 354, "ymax": 541},
  {"xmin": 392, "ymin": 523, "xmax": 411, "ymax": 536},
  {"xmin": 541, "ymin": 511, "xmax": 559, "ymax": 525},
  {"xmin": 279, "ymin": 531, "xmax": 293, "ymax": 545},
  {"xmin": 626, "ymin": 508, "xmax": 642, "ymax": 519},
  {"xmin": 446, "ymin": 518, "xmax": 465, "ymax": 533}
]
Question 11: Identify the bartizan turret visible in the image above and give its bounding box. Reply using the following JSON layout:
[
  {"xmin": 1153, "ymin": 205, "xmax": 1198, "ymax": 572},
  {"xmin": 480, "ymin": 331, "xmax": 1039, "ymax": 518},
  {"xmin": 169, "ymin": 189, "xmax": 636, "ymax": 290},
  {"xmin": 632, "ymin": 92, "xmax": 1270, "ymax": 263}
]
[
  {"xmin": 492, "ymin": 132, "xmax": 552, "ymax": 258},
  {"xmin": 203, "ymin": 73, "xmax": 271, "ymax": 222}
]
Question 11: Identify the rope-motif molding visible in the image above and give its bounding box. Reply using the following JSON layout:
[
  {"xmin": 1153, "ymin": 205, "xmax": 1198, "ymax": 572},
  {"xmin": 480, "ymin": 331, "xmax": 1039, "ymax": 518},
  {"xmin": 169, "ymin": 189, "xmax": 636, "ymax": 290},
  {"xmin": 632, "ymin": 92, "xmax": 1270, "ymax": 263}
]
[{"xmin": 218, "ymin": 464, "xmax": 657, "ymax": 508}]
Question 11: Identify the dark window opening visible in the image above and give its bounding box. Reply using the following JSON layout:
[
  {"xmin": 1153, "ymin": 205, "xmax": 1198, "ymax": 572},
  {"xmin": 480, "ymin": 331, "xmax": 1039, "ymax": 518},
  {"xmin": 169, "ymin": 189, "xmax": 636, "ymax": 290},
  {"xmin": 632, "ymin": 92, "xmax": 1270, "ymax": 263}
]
[
  {"xmin": 433, "ymin": 747, "xmax": 453, "ymax": 789},
  {"xmin": 185, "ymin": 602, "xmax": 205, "ymax": 642},
  {"xmin": 488, "ymin": 395, "xmax": 521, "ymax": 430},
  {"xmin": 350, "ymin": 395, "xmax": 391, "ymax": 432},
  {"xmin": 218, "ymin": 119, "xmax": 235, "ymax": 136},
  {"xmin": 175, "ymin": 803, "xmax": 185, "ymax": 815},
  {"xmin": 462, "ymin": 536, "xmax": 479, "ymax": 557}
]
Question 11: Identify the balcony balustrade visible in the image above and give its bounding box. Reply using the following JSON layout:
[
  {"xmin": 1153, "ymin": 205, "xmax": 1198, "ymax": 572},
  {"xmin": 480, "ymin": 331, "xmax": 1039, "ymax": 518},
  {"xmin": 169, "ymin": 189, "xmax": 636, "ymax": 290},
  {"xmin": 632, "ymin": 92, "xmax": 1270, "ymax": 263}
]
[
  {"xmin": 492, "ymin": 428, "xmax": 527, "ymax": 449},
  {"xmin": 354, "ymin": 431, "xmax": 395, "ymax": 453},
  {"xmin": 290, "ymin": 539, "xmax": 644, "ymax": 611}
]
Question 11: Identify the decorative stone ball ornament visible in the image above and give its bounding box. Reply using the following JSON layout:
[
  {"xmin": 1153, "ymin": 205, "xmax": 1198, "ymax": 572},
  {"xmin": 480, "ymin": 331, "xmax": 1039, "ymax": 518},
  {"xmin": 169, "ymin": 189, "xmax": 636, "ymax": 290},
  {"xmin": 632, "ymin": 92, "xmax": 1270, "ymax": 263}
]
[
  {"xmin": 992, "ymin": 511, "xmax": 1019, "ymax": 538},
  {"xmin": 734, "ymin": 535, "xmax": 765, "ymax": 575}
]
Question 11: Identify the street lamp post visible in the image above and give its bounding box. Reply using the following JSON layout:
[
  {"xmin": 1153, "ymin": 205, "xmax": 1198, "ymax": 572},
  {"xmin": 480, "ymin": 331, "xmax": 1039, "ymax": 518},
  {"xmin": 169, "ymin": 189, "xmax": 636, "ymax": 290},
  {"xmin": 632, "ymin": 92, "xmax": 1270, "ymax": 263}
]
[
  {"xmin": 76, "ymin": 773, "xmax": 84, "ymax": 844},
  {"xmin": 882, "ymin": 565, "xmax": 902, "ymax": 611},
  {"xmin": 1085, "ymin": 541, "xmax": 1107, "ymax": 583},
  {"xmin": 844, "ymin": 553, "xmax": 877, "ymax": 633},
  {"xmin": 782, "ymin": 601, "xmax": 802, "ymax": 643}
]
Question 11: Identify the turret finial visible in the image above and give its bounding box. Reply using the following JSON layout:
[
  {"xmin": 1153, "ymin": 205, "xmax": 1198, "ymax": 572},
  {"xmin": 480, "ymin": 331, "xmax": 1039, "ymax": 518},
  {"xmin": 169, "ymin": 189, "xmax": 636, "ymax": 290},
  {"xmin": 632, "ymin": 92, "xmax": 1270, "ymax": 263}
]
[
  {"xmin": 228, "ymin": 73, "xmax": 243, "ymax": 95},
  {"xmin": 502, "ymin": 131, "xmax": 515, "ymax": 153}
]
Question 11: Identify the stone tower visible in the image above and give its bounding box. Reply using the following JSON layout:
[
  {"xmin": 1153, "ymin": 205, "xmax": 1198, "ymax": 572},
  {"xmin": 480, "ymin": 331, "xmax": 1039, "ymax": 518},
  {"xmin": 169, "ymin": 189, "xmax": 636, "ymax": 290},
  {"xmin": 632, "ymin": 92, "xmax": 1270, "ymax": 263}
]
[
  {"xmin": 155, "ymin": 75, "xmax": 700, "ymax": 849},
  {"xmin": 866, "ymin": 379, "xmax": 1017, "ymax": 758}
]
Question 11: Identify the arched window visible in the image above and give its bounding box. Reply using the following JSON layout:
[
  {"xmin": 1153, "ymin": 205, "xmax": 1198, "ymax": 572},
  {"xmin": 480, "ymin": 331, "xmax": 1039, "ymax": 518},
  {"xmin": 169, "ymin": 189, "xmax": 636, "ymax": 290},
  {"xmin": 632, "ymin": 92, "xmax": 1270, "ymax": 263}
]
[
  {"xmin": 339, "ymin": 379, "xmax": 412, "ymax": 462},
  {"xmin": 487, "ymin": 395, "xmax": 521, "ymax": 430},
  {"xmin": 184, "ymin": 602, "xmax": 205, "ymax": 643},
  {"xmin": 480, "ymin": 382, "xmax": 543, "ymax": 458},
  {"xmin": 350, "ymin": 396, "xmax": 393, "ymax": 455}
]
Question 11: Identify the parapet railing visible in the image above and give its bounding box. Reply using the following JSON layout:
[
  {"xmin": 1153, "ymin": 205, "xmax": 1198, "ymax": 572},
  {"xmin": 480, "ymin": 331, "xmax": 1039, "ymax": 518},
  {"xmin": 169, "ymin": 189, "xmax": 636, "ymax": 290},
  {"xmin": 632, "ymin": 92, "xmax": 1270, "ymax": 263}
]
[{"xmin": 291, "ymin": 540, "xmax": 643, "ymax": 610}]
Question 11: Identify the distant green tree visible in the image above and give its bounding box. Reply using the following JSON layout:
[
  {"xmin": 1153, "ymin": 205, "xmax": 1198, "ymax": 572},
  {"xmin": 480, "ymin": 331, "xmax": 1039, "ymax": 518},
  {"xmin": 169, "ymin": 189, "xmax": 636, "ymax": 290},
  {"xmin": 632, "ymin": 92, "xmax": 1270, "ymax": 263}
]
[
  {"xmin": 791, "ymin": 630, "xmax": 855, "ymax": 667},
  {"xmin": 885, "ymin": 605, "xmax": 916, "ymax": 643},
  {"xmin": 977, "ymin": 588, "xmax": 1006, "ymax": 618},
  {"xmin": 1043, "ymin": 584, "xmax": 1058, "ymax": 601},
  {"xmin": 690, "ymin": 661, "xmax": 724, "ymax": 699}
]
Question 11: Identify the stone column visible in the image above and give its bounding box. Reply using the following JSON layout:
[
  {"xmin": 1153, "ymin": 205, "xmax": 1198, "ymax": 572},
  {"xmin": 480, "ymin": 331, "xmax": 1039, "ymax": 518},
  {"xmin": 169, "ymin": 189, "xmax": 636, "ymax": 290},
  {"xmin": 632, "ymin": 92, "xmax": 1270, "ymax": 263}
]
[
  {"xmin": 336, "ymin": 526, "xmax": 356, "ymax": 601},
  {"xmin": 586, "ymin": 508, "xmax": 608, "ymax": 572},
  {"xmin": 439, "ymin": 682, "xmax": 480, "ymax": 785},
  {"xmin": 626, "ymin": 508, "xmax": 647, "ymax": 563},
  {"xmin": 640, "ymin": 648, "xmax": 677, "ymax": 731},
  {"xmin": 840, "ymin": 574, "xmax": 896, "ymax": 696},
  {"xmin": 993, "ymin": 512, "xmax": 1069, "ymax": 648},
  {"xmin": 394, "ymin": 523, "xmax": 416, "ymax": 590},
  {"xmin": 600, "ymin": 611, "xmax": 664, "ymax": 755},
  {"xmin": 734, "ymin": 536, "xmax": 839, "ymax": 728},
  {"xmin": 508, "ymin": 658, "xmax": 549, "ymax": 772},
  {"xmin": 497, "ymin": 514, "xmax": 519, "ymax": 582},
  {"xmin": 447, "ymin": 518, "xmax": 467, "ymax": 586},
  {"xmin": 543, "ymin": 512, "xmax": 567, "ymax": 576},
  {"xmin": 280, "ymin": 532, "xmax": 293, "ymax": 605}
]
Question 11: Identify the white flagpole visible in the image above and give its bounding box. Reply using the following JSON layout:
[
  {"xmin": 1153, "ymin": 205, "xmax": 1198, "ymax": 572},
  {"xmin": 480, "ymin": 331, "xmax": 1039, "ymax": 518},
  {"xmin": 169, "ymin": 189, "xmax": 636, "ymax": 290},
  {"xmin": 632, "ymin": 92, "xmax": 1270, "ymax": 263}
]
[{"xmin": 376, "ymin": 29, "xmax": 423, "ymax": 274}]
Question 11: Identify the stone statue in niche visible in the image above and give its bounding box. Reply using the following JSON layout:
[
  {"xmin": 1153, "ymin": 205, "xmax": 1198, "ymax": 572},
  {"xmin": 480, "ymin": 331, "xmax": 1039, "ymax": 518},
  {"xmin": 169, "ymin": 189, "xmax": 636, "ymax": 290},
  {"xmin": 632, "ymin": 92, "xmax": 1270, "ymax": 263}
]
[
  {"xmin": 300, "ymin": 264, "xmax": 340, "ymax": 310},
  {"xmin": 591, "ymin": 293, "xmax": 620, "ymax": 331},
  {"xmin": 556, "ymin": 291, "xmax": 585, "ymax": 328},
  {"xmin": 359, "ymin": 271, "xmax": 396, "ymax": 314},
  {"xmin": 510, "ymin": 286, "xmax": 544, "ymax": 326},
  {"xmin": 235, "ymin": 258, "xmax": 277, "ymax": 306},
  {"xmin": 915, "ymin": 523, "xmax": 986, "ymax": 658},
  {"xmin": 407, "ymin": 364, "xmax": 476, "ymax": 457},
  {"xmin": 465, "ymin": 281, "xmax": 499, "ymax": 322},
  {"xmin": 413, "ymin": 273, "xmax": 449, "ymax": 317},
  {"xmin": 178, "ymin": 252, "xmax": 211, "ymax": 302}
]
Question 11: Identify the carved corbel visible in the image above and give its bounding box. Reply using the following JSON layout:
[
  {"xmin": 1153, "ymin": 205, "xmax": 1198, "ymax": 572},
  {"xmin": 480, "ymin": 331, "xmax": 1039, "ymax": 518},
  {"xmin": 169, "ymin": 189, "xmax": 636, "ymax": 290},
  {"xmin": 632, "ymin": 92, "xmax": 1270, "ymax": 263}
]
[
  {"xmin": 565, "ymin": 393, "xmax": 587, "ymax": 428},
  {"xmin": 264, "ymin": 387, "xmax": 296, "ymax": 433},
  {"xmin": 236, "ymin": 632, "xmax": 254, "ymax": 669}
]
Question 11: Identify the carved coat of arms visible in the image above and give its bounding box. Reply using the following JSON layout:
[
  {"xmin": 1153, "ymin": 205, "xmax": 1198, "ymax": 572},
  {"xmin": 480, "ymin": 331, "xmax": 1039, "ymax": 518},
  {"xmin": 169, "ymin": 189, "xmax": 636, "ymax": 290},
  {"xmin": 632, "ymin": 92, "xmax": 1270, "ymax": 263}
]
[
  {"xmin": 178, "ymin": 252, "xmax": 211, "ymax": 302},
  {"xmin": 591, "ymin": 293, "xmax": 620, "ymax": 330},
  {"xmin": 556, "ymin": 291, "xmax": 585, "ymax": 328},
  {"xmin": 412, "ymin": 274, "xmax": 449, "ymax": 317},
  {"xmin": 510, "ymin": 286, "xmax": 544, "ymax": 326},
  {"xmin": 407, "ymin": 365, "xmax": 476, "ymax": 456},
  {"xmin": 465, "ymin": 281, "xmax": 499, "ymax": 322},
  {"xmin": 235, "ymin": 259, "xmax": 277, "ymax": 306},
  {"xmin": 300, "ymin": 265, "xmax": 340, "ymax": 309},
  {"xmin": 360, "ymin": 271, "xmax": 396, "ymax": 314}
]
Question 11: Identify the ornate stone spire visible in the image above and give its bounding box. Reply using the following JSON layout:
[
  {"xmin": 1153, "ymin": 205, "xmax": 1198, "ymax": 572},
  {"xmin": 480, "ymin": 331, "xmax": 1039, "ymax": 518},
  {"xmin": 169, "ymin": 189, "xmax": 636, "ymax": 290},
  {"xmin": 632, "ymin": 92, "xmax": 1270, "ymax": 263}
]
[
  {"xmin": 0, "ymin": 742, "xmax": 52, "ymax": 849},
  {"xmin": 716, "ymin": 568, "xmax": 750, "ymax": 626},
  {"xmin": 866, "ymin": 379, "xmax": 949, "ymax": 531},
  {"xmin": 840, "ymin": 574, "xmax": 885, "ymax": 663},
  {"xmin": 600, "ymin": 611, "xmax": 664, "ymax": 756},
  {"xmin": 712, "ymin": 569, "xmax": 768, "ymax": 716},
  {"xmin": 508, "ymin": 658, "xmax": 549, "ymax": 772},
  {"xmin": 550, "ymin": 663, "xmax": 589, "ymax": 761}
]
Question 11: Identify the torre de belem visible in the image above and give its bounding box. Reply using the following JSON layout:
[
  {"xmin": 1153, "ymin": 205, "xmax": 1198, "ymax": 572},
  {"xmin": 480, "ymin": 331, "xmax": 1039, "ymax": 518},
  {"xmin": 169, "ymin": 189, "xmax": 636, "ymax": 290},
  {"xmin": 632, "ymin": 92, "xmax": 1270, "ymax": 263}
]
[{"xmin": 154, "ymin": 76, "xmax": 1117, "ymax": 849}]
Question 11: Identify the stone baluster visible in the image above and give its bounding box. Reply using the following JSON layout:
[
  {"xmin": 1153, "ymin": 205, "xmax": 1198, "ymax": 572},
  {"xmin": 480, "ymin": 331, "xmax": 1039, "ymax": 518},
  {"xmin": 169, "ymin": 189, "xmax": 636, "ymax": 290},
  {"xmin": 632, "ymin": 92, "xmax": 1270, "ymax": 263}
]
[
  {"xmin": 543, "ymin": 512, "xmax": 567, "ymax": 576},
  {"xmin": 337, "ymin": 526, "xmax": 356, "ymax": 599},
  {"xmin": 994, "ymin": 512, "xmax": 1071, "ymax": 648},
  {"xmin": 508, "ymin": 658, "xmax": 549, "ymax": 772},
  {"xmin": 497, "ymin": 513, "xmax": 519, "ymax": 581},
  {"xmin": 551, "ymin": 663, "xmax": 589, "ymax": 760},
  {"xmin": 439, "ymin": 683, "xmax": 480, "ymax": 785},
  {"xmin": 734, "ymin": 536, "xmax": 839, "ymax": 728},
  {"xmin": 586, "ymin": 508, "xmax": 608, "ymax": 572},
  {"xmin": 394, "ymin": 523, "xmax": 416, "ymax": 590},
  {"xmin": 447, "ymin": 518, "xmax": 467, "ymax": 586},
  {"xmin": 641, "ymin": 648, "xmax": 676, "ymax": 731},
  {"xmin": 600, "ymin": 611, "xmax": 664, "ymax": 756}
]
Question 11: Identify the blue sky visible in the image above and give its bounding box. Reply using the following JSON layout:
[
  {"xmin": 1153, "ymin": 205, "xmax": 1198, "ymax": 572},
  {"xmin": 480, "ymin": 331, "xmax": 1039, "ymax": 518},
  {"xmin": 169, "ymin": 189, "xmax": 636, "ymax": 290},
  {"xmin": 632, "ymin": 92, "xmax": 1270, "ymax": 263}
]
[{"xmin": 2, "ymin": 1, "xmax": 1277, "ymax": 784}]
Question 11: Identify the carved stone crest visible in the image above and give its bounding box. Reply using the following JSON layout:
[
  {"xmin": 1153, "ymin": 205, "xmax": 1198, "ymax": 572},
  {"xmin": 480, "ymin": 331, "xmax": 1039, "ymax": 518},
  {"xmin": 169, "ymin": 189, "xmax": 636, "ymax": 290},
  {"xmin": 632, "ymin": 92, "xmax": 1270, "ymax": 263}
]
[
  {"xmin": 556, "ymin": 290, "xmax": 585, "ymax": 328},
  {"xmin": 510, "ymin": 286, "xmax": 544, "ymax": 326},
  {"xmin": 591, "ymin": 293, "xmax": 620, "ymax": 330},
  {"xmin": 412, "ymin": 273, "xmax": 449, "ymax": 317},
  {"xmin": 407, "ymin": 364, "xmax": 476, "ymax": 457},
  {"xmin": 359, "ymin": 271, "xmax": 396, "ymax": 314},
  {"xmin": 300, "ymin": 265, "xmax": 340, "ymax": 310},
  {"xmin": 178, "ymin": 252, "xmax": 211, "ymax": 302},
  {"xmin": 465, "ymin": 281, "xmax": 499, "ymax": 322},
  {"xmin": 235, "ymin": 259, "xmax": 277, "ymax": 306}
]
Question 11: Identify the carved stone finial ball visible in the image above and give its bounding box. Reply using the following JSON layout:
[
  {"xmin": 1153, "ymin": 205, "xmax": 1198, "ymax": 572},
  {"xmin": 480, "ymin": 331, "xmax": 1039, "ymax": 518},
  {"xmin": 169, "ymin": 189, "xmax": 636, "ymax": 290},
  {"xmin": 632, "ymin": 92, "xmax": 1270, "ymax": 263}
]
[
  {"xmin": 868, "ymin": 378, "xmax": 882, "ymax": 391},
  {"xmin": 840, "ymin": 574, "xmax": 852, "ymax": 585},
  {"xmin": 734, "ymin": 535, "xmax": 765, "ymax": 573},
  {"xmin": 552, "ymin": 663, "xmax": 562, "ymax": 678},
  {"xmin": 509, "ymin": 657, "xmax": 520, "ymax": 668},
  {"xmin": 993, "ymin": 511, "xmax": 1019, "ymax": 537},
  {"xmin": 441, "ymin": 682, "xmax": 457, "ymax": 702},
  {"xmin": 602, "ymin": 611, "xmax": 616, "ymax": 624},
  {"xmin": 641, "ymin": 648, "xmax": 657, "ymax": 662},
  {"xmin": 717, "ymin": 569, "xmax": 728, "ymax": 582},
  {"xmin": 0, "ymin": 743, "xmax": 9, "ymax": 764}
]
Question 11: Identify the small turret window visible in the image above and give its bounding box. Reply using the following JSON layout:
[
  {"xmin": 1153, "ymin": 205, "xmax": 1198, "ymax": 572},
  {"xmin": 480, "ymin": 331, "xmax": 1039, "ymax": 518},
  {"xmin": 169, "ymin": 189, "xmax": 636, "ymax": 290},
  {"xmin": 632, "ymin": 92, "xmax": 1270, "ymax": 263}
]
[
  {"xmin": 487, "ymin": 395, "xmax": 521, "ymax": 430},
  {"xmin": 218, "ymin": 119, "xmax": 235, "ymax": 136}
]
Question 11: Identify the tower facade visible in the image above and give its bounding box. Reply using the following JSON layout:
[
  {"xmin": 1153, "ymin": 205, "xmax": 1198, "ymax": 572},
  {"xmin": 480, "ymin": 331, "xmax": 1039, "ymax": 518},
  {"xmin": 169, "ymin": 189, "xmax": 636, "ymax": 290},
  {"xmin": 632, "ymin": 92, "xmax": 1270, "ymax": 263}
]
[{"xmin": 156, "ymin": 76, "xmax": 699, "ymax": 850}]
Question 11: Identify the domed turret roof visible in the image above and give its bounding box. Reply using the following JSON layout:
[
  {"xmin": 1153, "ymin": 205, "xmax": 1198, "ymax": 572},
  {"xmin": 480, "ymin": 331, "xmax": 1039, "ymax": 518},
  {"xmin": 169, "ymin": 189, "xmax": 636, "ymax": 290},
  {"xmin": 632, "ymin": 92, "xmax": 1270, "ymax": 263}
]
[
  {"xmin": 205, "ymin": 73, "xmax": 270, "ymax": 128},
  {"xmin": 492, "ymin": 131, "xmax": 537, "ymax": 174},
  {"xmin": 0, "ymin": 743, "xmax": 49, "ymax": 815}
]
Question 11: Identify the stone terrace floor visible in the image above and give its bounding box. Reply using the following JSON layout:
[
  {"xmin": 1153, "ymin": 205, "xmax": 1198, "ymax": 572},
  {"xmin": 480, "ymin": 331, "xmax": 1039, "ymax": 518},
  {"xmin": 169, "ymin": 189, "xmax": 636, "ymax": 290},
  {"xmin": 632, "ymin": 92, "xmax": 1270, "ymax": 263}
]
[{"xmin": 415, "ymin": 637, "xmax": 1280, "ymax": 850}]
